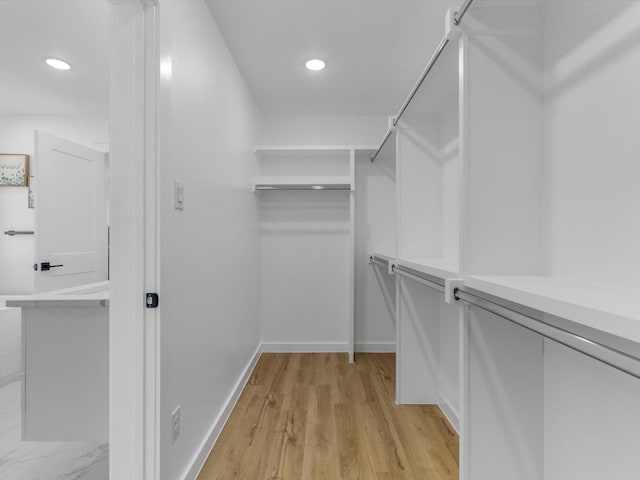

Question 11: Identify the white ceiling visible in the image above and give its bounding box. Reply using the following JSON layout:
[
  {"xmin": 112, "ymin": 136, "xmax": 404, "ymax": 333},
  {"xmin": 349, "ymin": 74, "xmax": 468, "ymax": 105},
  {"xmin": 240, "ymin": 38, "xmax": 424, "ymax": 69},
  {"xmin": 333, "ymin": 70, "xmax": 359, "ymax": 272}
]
[
  {"xmin": 206, "ymin": 0, "xmax": 457, "ymax": 116},
  {"xmin": 0, "ymin": 1, "xmax": 109, "ymax": 116},
  {"xmin": 0, "ymin": 0, "xmax": 455, "ymax": 118}
]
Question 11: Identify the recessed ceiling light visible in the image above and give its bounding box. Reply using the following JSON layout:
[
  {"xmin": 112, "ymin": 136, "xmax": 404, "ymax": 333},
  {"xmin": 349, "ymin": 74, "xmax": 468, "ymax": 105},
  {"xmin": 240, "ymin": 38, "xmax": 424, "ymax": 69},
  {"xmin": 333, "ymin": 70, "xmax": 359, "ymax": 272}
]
[
  {"xmin": 305, "ymin": 59, "xmax": 325, "ymax": 71},
  {"xmin": 45, "ymin": 58, "xmax": 71, "ymax": 71}
]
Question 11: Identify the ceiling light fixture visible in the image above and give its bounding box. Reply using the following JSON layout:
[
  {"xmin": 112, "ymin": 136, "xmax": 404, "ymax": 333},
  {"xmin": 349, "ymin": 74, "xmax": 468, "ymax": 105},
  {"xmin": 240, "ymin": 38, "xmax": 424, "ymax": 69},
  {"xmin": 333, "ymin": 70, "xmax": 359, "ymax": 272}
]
[
  {"xmin": 305, "ymin": 59, "xmax": 325, "ymax": 71},
  {"xmin": 45, "ymin": 58, "xmax": 72, "ymax": 71}
]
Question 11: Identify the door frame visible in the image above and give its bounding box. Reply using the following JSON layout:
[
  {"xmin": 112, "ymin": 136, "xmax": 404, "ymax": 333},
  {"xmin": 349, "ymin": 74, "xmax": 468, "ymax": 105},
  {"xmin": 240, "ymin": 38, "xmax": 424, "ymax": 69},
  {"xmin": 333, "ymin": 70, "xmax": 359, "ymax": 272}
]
[{"xmin": 108, "ymin": 1, "xmax": 160, "ymax": 479}]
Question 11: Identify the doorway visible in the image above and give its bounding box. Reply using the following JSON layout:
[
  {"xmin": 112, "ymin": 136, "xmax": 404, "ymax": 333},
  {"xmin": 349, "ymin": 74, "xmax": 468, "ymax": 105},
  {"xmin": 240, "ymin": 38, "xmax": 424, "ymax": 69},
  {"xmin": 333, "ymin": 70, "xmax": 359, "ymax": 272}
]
[{"xmin": 0, "ymin": 1, "xmax": 111, "ymax": 478}]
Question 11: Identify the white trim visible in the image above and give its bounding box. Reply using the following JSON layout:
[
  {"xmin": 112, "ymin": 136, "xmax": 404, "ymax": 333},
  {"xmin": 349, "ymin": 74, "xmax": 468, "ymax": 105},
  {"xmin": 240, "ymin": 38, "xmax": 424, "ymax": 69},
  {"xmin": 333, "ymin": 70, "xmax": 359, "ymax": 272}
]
[
  {"xmin": 438, "ymin": 393, "xmax": 460, "ymax": 435},
  {"xmin": 182, "ymin": 345, "xmax": 263, "ymax": 480},
  {"xmin": 348, "ymin": 149, "xmax": 355, "ymax": 363},
  {"xmin": 260, "ymin": 342, "xmax": 349, "ymax": 353},
  {"xmin": 354, "ymin": 342, "xmax": 396, "ymax": 353},
  {"xmin": 109, "ymin": 1, "xmax": 159, "ymax": 479},
  {"xmin": 142, "ymin": 3, "xmax": 160, "ymax": 479}
]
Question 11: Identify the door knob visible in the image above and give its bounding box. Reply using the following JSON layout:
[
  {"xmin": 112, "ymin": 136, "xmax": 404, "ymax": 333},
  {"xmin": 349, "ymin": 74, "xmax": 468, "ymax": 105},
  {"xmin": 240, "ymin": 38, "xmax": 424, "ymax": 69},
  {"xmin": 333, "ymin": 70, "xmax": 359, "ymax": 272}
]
[{"xmin": 40, "ymin": 262, "xmax": 63, "ymax": 271}]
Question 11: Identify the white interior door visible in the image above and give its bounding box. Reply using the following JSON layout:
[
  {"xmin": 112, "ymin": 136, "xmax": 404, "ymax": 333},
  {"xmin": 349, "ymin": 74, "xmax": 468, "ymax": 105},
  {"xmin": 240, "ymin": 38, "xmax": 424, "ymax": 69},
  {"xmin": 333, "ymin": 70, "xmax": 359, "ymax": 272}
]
[{"xmin": 34, "ymin": 131, "xmax": 108, "ymax": 293}]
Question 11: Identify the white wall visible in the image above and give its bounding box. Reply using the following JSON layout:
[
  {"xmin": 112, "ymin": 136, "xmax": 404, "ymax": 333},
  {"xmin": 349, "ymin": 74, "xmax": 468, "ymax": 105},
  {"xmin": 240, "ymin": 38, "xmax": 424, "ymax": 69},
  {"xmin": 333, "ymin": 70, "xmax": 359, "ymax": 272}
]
[
  {"xmin": 158, "ymin": 2, "xmax": 261, "ymax": 479},
  {"xmin": 259, "ymin": 190, "xmax": 351, "ymax": 348},
  {"xmin": 543, "ymin": 1, "xmax": 640, "ymax": 286},
  {"xmin": 261, "ymin": 115, "xmax": 387, "ymax": 146},
  {"xmin": 0, "ymin": 115, "xmax": 108, "ymax": 295},
  {"xmin": 354, "ymin": 147, "xmax": 396, "ymax": 350}
]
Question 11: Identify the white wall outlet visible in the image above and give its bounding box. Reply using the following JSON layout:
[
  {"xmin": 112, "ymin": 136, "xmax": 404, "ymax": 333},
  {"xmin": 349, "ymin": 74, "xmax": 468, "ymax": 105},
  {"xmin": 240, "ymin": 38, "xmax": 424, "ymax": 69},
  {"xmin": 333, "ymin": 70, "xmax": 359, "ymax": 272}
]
[
  {"xmin": 171, "ymin": 405, "xmax": 181, "ymax": 442},
  {"xmin": 174, "ymin": 179, "xmax": 184, "ymax": 210}
]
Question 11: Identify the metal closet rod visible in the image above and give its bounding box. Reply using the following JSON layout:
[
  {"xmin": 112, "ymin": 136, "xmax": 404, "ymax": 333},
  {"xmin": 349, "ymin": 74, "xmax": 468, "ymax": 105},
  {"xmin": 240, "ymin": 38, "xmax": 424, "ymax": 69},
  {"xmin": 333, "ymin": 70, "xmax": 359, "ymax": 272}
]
[
  {"xmin": 455, "ymin": 288, "xmax": 640, "ymax": 381},
  {"xmin": 370, "ymin": 0, "xmax": 478, "ymax": 163},
  {"xmin": 454, "ymin": 0, "xmax": 475, "ymax": 25},
  {"xmin": 4, "ymin": 230, "xmax": 34, "ymax": 236},
  {"xmin": 369, "ymin": 256, "xmax": 389, "ymax": 268},
  {"xmin": 254, "ymin": 184, "xmax": 351, "ymax": 191},
  {"xmin": 393, "ymin": 265, "xmax": 445, "ymax": 294}
]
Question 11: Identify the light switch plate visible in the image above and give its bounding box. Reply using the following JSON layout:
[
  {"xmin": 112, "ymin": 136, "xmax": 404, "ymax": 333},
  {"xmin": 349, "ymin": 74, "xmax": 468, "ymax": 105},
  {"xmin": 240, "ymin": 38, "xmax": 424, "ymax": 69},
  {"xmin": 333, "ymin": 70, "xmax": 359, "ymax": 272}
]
[{"xmin": 174, "ymin": 179, "xmax": 184, "ymax": 210}]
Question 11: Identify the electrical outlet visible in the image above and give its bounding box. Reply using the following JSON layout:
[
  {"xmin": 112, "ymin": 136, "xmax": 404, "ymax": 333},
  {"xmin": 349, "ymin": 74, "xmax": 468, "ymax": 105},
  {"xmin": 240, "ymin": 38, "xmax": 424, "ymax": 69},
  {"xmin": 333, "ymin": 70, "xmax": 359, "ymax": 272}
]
[{"xmin": 171, "ymin": 405, "xmax": 181, "ymax": 442}]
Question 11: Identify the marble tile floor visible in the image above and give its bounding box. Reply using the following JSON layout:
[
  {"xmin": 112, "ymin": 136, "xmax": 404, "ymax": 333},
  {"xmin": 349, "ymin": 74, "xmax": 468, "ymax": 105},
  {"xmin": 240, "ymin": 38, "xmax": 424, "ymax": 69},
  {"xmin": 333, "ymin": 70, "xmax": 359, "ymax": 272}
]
[{"xmin": 0, "ymin": 381, "xmax": 108, "ymax": 480}]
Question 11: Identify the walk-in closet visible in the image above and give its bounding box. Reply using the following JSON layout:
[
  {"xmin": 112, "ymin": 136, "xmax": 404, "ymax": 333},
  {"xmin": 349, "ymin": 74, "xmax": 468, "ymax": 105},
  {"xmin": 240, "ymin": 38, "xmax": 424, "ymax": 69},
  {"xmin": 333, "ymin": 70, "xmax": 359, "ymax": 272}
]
[{"xmin": 1, "ymin": 0, "xmax": 637, "ymax": 479}]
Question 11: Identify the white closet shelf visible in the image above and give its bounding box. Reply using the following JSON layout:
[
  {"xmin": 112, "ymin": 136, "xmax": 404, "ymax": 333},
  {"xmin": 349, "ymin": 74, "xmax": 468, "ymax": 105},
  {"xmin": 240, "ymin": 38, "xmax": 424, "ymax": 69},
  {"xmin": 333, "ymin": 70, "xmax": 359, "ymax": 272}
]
[
  {"xmin": 255, "ymin": 145, "xmax": 377, "ymax": 154},
  {"xmin": 253, "ymin": 176, "xmax": 353, "ymax": 191},
  {"xmin": 370, "ymin": 252, "xmax": 396, "ymax": 264},
  {"xmin": 464, "ymin": 275, "xmax": 640, "ymax": 343},
  {"xmin": 396, "ymin": 257, "xmax": 459, "ymax": 280}
]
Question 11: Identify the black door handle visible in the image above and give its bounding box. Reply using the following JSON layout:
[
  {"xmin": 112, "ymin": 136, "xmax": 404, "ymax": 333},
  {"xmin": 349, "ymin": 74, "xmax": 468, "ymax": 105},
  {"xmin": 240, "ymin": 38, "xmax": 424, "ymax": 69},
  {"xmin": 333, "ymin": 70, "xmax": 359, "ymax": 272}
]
[{"xmin": 41, "ymin": 262, "xmax": 63, "ymax": 271}]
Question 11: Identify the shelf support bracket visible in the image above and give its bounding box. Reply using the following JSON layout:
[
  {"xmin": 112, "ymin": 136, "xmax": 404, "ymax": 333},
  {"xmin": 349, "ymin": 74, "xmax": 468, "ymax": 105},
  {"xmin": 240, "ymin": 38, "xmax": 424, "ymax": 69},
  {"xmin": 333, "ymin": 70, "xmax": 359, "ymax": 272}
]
[
  {"xmin": 445, "ymin": 8, "xmax": 463, "ymax": 41},
  {"xmin": 445, "ymin": 278, "xmax": 464, "ymax": 304}
]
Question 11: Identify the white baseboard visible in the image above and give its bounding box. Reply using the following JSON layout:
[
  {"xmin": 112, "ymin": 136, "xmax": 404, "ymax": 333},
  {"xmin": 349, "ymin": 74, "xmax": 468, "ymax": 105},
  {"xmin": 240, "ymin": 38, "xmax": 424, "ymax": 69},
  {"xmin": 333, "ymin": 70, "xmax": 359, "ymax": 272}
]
[
  {"xmin": 355, "ymin": 342, "xmax": 396, "ymax": 353},
  {"xmin": 438, "ymin": 393, "xmax": 460, "ymax": 435},
  {"xmin": 183, "ymin": 344, "xmax": 262, "ymax": 480},
  {"xmin": 261, "ymin": 342, "xmax": 348, "ymax": 353}
]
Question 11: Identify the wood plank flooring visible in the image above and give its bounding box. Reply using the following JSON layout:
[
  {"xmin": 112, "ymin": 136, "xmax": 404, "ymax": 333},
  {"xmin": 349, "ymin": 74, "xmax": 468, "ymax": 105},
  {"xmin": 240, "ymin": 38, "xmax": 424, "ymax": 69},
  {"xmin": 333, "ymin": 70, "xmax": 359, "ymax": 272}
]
[{"xmin": 198, "ymin": 353, "xmax": 458, "ymax": 480}]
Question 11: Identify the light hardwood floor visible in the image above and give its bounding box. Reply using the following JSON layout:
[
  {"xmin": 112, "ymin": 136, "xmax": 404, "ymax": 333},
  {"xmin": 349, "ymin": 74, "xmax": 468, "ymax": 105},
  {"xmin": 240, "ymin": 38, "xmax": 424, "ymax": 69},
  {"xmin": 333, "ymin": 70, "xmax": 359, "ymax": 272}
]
[{"xmin": 198, "ymin": 353, "xmax": 458, "ymax": 480}]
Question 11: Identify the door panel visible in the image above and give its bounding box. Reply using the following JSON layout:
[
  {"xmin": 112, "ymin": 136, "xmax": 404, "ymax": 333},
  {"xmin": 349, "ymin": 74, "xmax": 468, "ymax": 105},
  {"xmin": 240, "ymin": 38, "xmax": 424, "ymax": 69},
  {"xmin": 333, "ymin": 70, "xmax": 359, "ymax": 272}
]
[{"xmin": 34, "ymin": 131, "xmax": 107, "ymax": 292}]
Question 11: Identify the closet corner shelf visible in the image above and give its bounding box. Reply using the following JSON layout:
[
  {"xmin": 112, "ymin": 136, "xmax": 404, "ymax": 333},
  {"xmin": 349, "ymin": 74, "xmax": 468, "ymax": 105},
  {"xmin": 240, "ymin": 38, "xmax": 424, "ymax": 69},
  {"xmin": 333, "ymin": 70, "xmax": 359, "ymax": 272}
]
[
  {"xmin": 253, "ymin": 176, "xmax": 353, "ymax": 191},
  {"xmin": 464, "ymin": 275, "xmax": 640, "ymax": 344},
  {"xmin": 396, "ymin": 258, "xmax": 460, "ymax": 280}
]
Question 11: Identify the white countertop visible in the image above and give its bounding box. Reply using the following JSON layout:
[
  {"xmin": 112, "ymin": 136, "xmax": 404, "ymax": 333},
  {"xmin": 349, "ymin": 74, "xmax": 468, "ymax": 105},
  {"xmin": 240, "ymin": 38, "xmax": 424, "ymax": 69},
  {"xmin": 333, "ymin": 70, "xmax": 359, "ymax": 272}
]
[{"xmin": 5, "ymin": 281, "xmax": 109, "ymax": 308}]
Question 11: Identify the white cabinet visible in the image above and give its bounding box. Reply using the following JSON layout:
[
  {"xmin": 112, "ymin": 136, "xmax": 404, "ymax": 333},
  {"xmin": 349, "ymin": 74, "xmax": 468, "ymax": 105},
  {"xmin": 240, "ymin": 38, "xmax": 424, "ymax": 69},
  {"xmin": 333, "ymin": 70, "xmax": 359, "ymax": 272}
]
[{"xmin": 7, "ymin": 282, "xmax": 109, "ymax": 441}]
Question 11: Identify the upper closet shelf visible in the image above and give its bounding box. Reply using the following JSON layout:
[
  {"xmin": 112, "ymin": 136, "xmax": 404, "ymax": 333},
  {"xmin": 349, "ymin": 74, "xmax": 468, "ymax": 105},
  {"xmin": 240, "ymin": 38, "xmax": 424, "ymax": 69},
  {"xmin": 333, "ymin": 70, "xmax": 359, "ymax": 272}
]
[
  {"xmin": 396, "ymin": 258, "xmax": 460, "ymax": 281},
  {"xmin": 464, "ymin": 275, "xmax": 640, "ymax": 344},
  {"xmin": 370, "ymin": 252, "xmax": 395, "ymax": 264},
  {"xmin": 255, "ymin": 145, "xmax": 377, "ymax": 154},
  {"xmin": 253, "ymin": 176, "xmax": 352, "ymax": 191}
]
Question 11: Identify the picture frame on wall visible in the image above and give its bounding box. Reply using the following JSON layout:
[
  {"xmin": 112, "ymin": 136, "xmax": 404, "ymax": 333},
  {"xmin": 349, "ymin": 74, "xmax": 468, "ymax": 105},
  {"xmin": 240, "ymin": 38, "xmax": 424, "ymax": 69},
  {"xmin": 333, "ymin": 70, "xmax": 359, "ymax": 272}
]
[{"xmin": 0, "ymin": 154, "xmax": 29, "ymax": 186}]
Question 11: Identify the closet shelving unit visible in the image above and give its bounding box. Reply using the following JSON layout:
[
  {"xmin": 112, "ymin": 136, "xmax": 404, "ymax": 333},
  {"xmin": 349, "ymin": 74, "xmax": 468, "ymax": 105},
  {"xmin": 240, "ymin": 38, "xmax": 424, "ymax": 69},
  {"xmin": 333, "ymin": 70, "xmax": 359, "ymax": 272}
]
[
  {"xmin": 368, "ymin": 11, "xmax": 464, "ymax": 431},
  {"xmin": 368, "ymin": 0, "xmax": 640, "ymax": 478},
  {"xmin": 253, "ymin": 145, "xmax": 357, "ymax": 191},
  {"xmin": 394, "ymin": 32, "xmax": 462, "ymax": 429},
  {"xmin": 254, "ymin": 145, "xmax": 378, "ymax": 363},
  {"xmin": 394, "ymin": 36, "xmax": 461, "ymax": 282},
  {"xmin": 455, "ymin": 1, "xmax": 640, "ymax": 478},
  {"xmin": 366, "ymin": 127, "xmax": 397, "ymax": 271}
]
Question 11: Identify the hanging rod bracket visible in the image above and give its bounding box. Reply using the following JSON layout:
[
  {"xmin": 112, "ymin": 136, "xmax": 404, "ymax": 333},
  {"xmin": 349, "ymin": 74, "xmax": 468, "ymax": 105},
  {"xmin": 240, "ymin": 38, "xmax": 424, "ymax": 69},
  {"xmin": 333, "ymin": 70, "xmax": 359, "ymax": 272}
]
[
  {"xmin": 388, "ymin": 261, "xmax": 397, "ymax": 276},
  {"xmin": 445, "ymin": 278, "xmax": 464, "ymax": 304},
  {"xmin": 446, "ymin": 9, "xmax": 463, "ymax": 40}
]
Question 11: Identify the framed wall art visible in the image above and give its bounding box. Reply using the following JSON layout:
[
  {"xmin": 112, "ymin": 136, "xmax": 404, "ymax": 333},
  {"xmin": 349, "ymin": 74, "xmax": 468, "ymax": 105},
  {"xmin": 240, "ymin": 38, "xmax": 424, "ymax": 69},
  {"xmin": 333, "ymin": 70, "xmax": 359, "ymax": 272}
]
[{"xmin": 0, "ymin": 154, "xmax": 29, "ymax": 186}]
